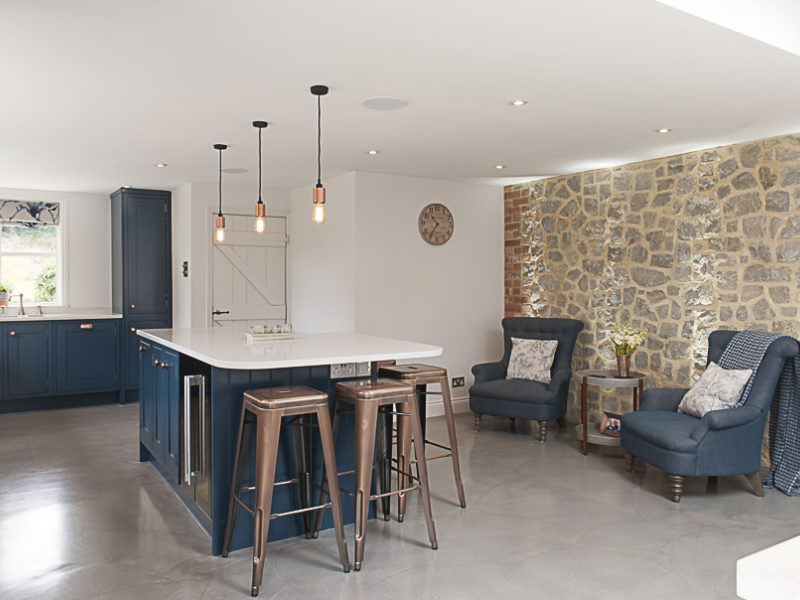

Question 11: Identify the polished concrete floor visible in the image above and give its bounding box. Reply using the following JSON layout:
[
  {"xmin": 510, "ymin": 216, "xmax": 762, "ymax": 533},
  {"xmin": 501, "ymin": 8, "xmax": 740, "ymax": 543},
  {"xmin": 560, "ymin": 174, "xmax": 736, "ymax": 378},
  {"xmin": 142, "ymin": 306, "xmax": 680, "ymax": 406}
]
[{"xmin": 1, "ymin": 403, "xmax": 798, "ymax": 599}]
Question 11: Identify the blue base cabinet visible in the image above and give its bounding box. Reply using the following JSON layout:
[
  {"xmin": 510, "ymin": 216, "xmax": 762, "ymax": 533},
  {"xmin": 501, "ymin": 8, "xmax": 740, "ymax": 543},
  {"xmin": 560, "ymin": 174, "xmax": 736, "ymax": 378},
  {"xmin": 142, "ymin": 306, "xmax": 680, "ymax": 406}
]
[
  {"xmin": 138, "ymin": 339, "xmax": 179, "ymax": 483},
  {"xmin": 0, "ymin": 319, "xmax": 120, "ymax": 412},
  {"xmin": 55, "ymin": 321, "xmax": 119, "ymax": 394},
  {"xmin": 4, "ymin": 322, "xmax": 51, "ymax": 399}
]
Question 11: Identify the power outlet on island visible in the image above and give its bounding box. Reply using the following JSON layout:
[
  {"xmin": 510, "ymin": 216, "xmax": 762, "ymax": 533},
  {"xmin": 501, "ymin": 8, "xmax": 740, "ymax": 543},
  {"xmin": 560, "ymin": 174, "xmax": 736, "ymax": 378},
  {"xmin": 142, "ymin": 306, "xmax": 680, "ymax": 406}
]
[
  {"xmin": 355, "ymin": 362, "xmax": 371, "ymax": 377},
  {"xmin": 330, "ymin": 363, "xmax": 356, "ymax": 379},
  {"xmin": 452, "ymin": 376, "xmax": 465, "ymax": 388}
]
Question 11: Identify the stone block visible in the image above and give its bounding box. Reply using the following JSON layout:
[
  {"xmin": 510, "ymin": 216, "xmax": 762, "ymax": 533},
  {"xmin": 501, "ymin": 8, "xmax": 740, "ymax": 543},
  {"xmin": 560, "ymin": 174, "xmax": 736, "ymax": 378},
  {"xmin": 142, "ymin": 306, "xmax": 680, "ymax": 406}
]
[{"xmin": 723, "ymin": 192, "xmax": 761, "ymax": 217}]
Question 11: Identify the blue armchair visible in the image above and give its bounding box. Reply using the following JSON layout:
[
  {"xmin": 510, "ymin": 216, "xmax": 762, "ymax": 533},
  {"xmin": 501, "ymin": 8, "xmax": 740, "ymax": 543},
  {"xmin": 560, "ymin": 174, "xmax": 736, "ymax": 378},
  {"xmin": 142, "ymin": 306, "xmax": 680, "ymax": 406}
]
[
  {"xmin": 469, "ymin": 317, "xmax": 584, "ymax": 441},
  {"xmin": 620, "ymin": 331, "xmax": 799, "ymax": 502}
]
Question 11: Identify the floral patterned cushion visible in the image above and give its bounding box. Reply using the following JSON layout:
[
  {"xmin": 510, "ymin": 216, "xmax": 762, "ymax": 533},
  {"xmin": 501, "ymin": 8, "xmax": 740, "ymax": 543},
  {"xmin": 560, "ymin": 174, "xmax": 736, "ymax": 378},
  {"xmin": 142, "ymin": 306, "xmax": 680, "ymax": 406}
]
[
  {"xmin": 506, "ymin": 338, "xmax": 558, "ymax": 384},
  {"xmin": 677, "ymin": 361, "xmax": 753, "ymax": 418}
]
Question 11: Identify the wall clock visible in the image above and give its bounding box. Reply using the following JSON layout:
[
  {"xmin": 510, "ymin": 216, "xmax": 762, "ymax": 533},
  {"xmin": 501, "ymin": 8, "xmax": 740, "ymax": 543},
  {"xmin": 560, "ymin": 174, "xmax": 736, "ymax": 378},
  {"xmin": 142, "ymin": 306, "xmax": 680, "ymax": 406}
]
[{"xmin": 418, "ymin": 203, "xmax": 454, "ymax": 245}]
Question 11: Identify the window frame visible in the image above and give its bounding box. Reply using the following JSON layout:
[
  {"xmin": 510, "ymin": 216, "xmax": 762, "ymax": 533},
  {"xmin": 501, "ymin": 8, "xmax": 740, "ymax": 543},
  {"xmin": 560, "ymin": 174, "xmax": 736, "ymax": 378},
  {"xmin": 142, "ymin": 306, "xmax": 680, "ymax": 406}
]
[{"xmin": 0, "ymin": 201, "xmax": 67, "ymax": 308}]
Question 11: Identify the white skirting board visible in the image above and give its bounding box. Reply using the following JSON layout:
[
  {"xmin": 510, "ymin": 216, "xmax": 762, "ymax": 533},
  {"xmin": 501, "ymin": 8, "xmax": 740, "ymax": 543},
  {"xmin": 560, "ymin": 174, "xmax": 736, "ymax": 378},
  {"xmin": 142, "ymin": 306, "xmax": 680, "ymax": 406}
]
[{"xmin": 424, "ymin": 395, "xmax": 470, "ymax": 418}]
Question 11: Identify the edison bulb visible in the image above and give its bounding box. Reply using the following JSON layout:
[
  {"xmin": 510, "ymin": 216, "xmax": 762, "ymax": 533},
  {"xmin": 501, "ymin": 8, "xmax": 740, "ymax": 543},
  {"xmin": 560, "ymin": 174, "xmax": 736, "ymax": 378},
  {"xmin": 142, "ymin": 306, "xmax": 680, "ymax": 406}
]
[
  {"xmin": 312, "ymin": 204, "xmax": 325, "ymax": 224},
  {"xmin": 255, "ymin": 216, "xmax": 265, "ymax": 233},
  {"xmin": 215, "ymin": 227, "xmax": 225, "ymax": 242}
]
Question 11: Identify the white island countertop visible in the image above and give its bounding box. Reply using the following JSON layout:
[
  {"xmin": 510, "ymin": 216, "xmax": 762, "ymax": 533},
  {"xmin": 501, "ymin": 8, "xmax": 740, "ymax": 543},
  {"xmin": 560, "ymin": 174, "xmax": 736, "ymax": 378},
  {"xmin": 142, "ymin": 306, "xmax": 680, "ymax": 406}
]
[{"xmin": 137, "ymin": 327, "xmax": 443, "ymax": 370}]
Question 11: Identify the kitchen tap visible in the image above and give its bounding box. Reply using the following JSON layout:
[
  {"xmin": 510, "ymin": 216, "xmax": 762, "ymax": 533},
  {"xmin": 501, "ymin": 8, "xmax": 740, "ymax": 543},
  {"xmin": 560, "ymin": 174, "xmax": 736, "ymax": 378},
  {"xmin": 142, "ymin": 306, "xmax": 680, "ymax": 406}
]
[{"xmin": 9, "ymin": 293, "xmax": 24, "ymax": 316}]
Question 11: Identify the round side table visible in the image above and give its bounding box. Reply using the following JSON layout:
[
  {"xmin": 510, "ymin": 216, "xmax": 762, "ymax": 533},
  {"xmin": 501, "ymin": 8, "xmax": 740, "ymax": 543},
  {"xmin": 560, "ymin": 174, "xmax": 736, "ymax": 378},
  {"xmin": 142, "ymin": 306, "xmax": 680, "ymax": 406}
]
[{"xmin": 574, "ymin": 369, "xmax": 645, "ymax": 455}]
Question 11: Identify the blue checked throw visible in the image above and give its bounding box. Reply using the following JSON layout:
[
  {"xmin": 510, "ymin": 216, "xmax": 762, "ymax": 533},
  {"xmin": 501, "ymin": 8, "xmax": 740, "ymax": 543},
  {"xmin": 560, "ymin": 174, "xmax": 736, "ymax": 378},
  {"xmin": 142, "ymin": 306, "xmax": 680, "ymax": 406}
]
[{"xmin": 719, "ymin": 330, "xmax": 800, "ymax": 496}]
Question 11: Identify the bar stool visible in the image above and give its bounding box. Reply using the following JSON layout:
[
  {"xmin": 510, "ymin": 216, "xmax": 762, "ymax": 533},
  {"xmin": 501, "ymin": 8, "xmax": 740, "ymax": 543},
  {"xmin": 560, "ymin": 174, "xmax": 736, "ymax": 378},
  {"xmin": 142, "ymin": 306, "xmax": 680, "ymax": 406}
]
[
  {"xmin": 379, "ymin": 363, "xmax": 467, "ymax": 515},
  {"xmin": 222, "ymin": 385, "xmax": 350, "ymax": 597},
  {"xmin": 314, "ymin": 378, "xmax": 438, "ymax": 571}
]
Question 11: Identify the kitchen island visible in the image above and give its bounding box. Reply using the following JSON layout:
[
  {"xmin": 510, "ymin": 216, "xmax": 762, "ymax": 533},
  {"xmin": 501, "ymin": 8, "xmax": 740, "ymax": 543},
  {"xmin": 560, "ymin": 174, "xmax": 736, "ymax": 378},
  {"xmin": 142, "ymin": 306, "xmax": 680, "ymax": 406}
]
[{"xmin": 136, "ymin": 327, "xmax": 442, "ymax": 555}]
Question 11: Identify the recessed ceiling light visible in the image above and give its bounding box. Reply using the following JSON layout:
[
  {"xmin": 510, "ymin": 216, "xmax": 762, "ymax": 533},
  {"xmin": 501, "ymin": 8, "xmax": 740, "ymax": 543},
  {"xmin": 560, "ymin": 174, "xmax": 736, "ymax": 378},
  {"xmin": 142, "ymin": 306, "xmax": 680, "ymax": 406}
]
[
  {"xmin": 367, "ymin": 149, "xmax": 380, "ymax": 155},
  {"xmin": 495, "ymin": 164, "xmax": 506, "ymax": 170},
  {"xmin": 510, "ymin": 99, "xmax": 527, "ymax": 106},
  {"xmin": 155, "ymin": 163, "xmax": 168, "ymax": 168},
  {"xmin": 655, "ymin": 128, "xmax": 671, "ymax": 134},
  {"xmin": 362, "ymin": 97, "xmax": 409, "ymax": 111}
]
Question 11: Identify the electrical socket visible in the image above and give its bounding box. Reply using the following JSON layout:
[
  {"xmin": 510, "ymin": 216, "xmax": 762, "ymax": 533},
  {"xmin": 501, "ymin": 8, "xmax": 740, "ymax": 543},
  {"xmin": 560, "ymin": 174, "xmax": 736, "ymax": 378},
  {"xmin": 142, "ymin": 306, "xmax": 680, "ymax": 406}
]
[
  {"xmin": 355, "ymin": 362, "xmax": 371, "ymax": 377},
  {"xmin": 452, "ymin": 376, "xmax": 465, "ymax": 388},
  {"xmin": 330, "ymin": 363, "xmax": 356, "ymax": 379}
]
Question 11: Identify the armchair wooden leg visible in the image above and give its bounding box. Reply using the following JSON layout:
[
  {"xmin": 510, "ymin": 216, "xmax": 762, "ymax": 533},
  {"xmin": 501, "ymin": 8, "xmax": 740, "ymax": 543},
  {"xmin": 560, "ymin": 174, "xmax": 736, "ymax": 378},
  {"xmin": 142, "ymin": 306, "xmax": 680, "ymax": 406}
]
[
  {"xmin": 537, "ymin": 420, "xmax": 547, "ymax": 442},
  {"xmin": 624, "ymin": 452, "xmax": 635, "ymax": 472},
  {"xmin": 706, "ymin": 476, "xmax": 718, "ymax": 494},
  {"xmin": 473, "ymin": 413, "xmax": 482, "ymax": 432},
  {"xmin": 744, "ymin": 472, "xmax": 765, "ymax": 497},
  {"xmin": 668, "ymin": 474, "xmax": 684, "ymax": 503}
]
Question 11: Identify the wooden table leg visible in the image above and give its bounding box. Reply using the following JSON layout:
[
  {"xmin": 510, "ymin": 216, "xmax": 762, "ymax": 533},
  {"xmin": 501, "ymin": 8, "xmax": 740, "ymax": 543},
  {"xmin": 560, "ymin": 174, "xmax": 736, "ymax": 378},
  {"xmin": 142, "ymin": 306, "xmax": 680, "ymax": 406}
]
[
  {"xmin": 581, "ymin": 376, "xmax": 588, "ymax": 455},
  {"xmin": 636, "ymin": 378, "xmax": 643, "ymax": 411}
]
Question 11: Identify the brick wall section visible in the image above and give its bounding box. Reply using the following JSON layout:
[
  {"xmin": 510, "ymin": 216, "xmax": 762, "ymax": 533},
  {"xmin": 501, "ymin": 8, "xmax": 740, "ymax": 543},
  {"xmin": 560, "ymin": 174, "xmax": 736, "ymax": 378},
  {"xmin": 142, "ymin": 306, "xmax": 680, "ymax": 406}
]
[{"xmin": 504, "ymin": 133, "xmax": 800, "ymax": 425}]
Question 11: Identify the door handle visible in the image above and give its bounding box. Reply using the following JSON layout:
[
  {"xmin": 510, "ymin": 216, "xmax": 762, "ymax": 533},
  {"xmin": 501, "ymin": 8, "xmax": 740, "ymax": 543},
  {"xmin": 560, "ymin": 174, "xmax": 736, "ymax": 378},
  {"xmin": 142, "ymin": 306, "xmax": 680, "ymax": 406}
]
[
  {"xmin": 184, "ymin": 375, "xmax": 206, "ymax": 484},
  {"xmin": 211, "ymin": 309, "xmax": 230, "ymax": 316}
]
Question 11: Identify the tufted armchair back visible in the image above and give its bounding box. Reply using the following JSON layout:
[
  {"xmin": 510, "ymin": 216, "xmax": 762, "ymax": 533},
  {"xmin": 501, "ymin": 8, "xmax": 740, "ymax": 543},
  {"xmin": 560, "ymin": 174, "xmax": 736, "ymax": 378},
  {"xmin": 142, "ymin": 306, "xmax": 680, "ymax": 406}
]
[{"xmin": 500, "ymin": 317, "xmax": 584, "ymax": 376}]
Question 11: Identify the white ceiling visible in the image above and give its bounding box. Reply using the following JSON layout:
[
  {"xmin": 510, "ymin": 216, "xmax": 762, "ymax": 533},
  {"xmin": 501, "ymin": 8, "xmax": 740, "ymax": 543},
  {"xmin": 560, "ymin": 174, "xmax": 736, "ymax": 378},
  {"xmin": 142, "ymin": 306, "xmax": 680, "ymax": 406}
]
[{"xmin": 1, "ymin": 0, "xmax": 799, "ymax": 194}]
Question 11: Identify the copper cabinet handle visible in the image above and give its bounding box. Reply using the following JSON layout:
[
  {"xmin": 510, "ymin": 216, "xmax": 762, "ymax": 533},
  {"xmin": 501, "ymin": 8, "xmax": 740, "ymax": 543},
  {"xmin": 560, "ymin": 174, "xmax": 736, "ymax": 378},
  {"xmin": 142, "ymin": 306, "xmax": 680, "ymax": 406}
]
[
  {"xmin": 154, "ymin": 359, "xmax": 161, "ymax": 366},
  {"xmin": 80, "ymin": 323, "xmax": 93, "ymax": 330},
  {"xmin": 138, "ymin": 346, "xmax": 146, "ymax": 352},
  {"xmin": 9, "ymin": 331, "xmax": 15, "ymax": 336},
  {"xmin": 130, "ymin": 304, "xmax": 135, "ymax": 309},
  {"xmin": 130, "ymin": 327, "xmax": 136, "ymax": 332},
  {"xmin": 161, "ymin": 362, "xmax": 169, "ymax": 369}
]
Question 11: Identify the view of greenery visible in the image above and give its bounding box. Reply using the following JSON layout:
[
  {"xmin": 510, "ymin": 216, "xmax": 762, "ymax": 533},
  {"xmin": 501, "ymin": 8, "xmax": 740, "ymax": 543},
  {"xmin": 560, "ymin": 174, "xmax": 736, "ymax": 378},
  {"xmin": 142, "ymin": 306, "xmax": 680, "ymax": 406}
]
[{"xmin": 0, "ymin": 223, "xmax": 58, "ymax": 303}]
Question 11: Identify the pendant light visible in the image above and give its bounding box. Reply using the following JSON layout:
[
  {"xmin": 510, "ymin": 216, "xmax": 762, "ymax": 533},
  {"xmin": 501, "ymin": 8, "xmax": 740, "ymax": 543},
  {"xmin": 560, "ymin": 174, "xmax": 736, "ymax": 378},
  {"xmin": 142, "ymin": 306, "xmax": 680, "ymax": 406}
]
[
  {"xmin": 311, "ymin": 84, "xmax": 329, "ymax": 225},
  {"xmin": 253, "ymin": 120, "xmax": 268, "ymax": 233},
  {"xmin": 214, "ymin": 143, "xmax": 228, "ymax": 243}
]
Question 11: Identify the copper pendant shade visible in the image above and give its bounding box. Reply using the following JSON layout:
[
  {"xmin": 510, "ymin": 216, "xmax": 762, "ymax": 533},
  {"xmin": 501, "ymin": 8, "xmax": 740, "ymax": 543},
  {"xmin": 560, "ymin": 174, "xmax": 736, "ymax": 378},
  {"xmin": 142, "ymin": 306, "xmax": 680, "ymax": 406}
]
[
  {"xmin": 253, "ymin": 120, "xmax": 268, "ymax": 233},
  {"xmin": 311, "ymin": 84, "xmax": 328, "ymax": 225},
  {"xmin": 214, "ymin": 143, "xmax": 227, "ymax": 243}
]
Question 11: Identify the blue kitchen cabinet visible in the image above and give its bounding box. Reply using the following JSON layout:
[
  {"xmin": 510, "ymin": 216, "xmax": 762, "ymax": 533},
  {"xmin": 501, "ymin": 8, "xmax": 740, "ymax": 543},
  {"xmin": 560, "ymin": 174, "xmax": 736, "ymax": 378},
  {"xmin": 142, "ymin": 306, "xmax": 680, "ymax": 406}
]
[
  {"xmin": 124, "ymin": 318, "xmax": 170, "ymax": 397},
  {"xmin": 54, "ymin": 320, "xmax": 119, "ymax": 394},
  {"xmin": 139, "ymin": 340, "xmax": 180, "ymax": 483},
  {"xmin": 5, "ymin": 322, "xmax": 51, "ymax": 399},
  {"xmin": 111, "ymin": 187, "xmax": 173, "ymax": 399}
]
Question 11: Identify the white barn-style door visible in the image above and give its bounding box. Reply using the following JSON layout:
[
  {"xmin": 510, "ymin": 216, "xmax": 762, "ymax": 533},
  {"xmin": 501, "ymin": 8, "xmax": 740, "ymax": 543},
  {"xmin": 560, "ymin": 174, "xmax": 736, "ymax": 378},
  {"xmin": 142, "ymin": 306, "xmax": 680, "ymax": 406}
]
[{"xmin": 210, "ymin": 213, "xmax": 288, "ymax": 327}]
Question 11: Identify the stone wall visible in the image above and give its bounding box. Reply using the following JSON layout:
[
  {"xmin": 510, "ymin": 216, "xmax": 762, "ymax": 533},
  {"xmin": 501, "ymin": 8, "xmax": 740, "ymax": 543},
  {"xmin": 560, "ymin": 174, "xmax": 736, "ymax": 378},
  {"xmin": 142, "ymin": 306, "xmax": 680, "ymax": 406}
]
[{"xmin": 504, "ymin": 133, "xmax": 800, "ymax": 423}]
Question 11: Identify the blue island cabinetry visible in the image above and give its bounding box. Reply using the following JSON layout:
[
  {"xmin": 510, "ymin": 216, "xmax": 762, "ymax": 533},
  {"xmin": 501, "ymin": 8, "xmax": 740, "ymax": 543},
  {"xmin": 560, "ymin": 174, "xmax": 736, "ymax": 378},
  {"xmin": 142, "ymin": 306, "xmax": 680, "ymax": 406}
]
[
  {"xmin": 0, "ymin": 319, "xmax": 121, "ymax": 412},
  {"xmin": 135, "ymin": 329, "xmax": 443, "ymax": 557}
]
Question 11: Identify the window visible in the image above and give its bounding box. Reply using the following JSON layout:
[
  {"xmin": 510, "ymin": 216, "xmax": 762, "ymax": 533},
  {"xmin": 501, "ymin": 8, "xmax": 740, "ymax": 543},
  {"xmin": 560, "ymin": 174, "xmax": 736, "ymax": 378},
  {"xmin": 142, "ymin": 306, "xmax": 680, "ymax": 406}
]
[{"xmin": 0, "ymin": 200, "xmax": 62, "ymax": 305}]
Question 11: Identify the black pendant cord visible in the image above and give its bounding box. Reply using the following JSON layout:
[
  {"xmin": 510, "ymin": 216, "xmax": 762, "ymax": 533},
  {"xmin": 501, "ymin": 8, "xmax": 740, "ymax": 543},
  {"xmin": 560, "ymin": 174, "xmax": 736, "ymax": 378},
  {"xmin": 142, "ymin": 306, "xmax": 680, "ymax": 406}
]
[
  {"xmin": 217, "ymin": 148, "xmax": 223, "ymax": 217},
  {"xmin": 316, "ymin": 94, "xmax": 322, "ymax": 187},
  {"xmin": 258, "ymin": 126, "xmax": 263, "ymax": 204}
]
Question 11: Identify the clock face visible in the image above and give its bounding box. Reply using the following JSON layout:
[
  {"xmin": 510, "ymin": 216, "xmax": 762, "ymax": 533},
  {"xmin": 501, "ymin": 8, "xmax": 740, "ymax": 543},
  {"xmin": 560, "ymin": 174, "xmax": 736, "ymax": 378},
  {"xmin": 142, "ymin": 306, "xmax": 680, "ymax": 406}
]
[{"xmin": 418, "ymin": 203, "xmax": 454, "ymax": 246}]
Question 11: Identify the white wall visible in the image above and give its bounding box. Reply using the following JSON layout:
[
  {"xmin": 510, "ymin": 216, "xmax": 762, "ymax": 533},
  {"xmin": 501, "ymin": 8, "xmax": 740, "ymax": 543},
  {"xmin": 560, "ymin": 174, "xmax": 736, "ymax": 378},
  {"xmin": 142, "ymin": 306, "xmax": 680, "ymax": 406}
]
[
  {"xmin": 182, "ymin": 181, "xmax": 290, "ymax": 327},
  {"xmin": 353, "ymin": 172, "xmax": 504, "ymax": 407},
  {"xmin": 171, "ymin": 183, "xmax": 193, "ymax": 328},
  {"xmin": 0, "ymin": 186, "xmax": 110, "ymax": 309},
  {"xmin": 289, "ymin": 173, "xmax": 357, "ymax": 333},
  {"xmin": 288, "ymin": 171, "xmax": 504, "ymax": 411}
]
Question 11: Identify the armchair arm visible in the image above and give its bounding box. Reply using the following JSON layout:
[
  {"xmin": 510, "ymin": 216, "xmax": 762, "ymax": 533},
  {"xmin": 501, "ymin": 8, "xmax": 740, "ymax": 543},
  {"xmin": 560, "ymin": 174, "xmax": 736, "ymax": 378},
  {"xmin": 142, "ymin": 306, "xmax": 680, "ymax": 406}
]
[
  {"xmin": 691, "ymin": 406, "xmax": 762, "ymax": 441},
  {"xmin": 639, "ymin": 388, "xmax": 689, "ymax": 412},
  {"xmin": 471, "ymin": 361, "xmax": 505, "ymax": 383},
  {"xmin": 547, "ymin": 367, "xmax": 572, "ymax": 393}
]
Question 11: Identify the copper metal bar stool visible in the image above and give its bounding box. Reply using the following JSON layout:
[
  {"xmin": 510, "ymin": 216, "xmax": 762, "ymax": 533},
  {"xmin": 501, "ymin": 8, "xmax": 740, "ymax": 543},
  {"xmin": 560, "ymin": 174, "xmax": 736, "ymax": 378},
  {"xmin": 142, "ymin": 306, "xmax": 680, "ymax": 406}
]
[
  {"xmin": 222, "ymin": 385, "xmax": 350, "ymax": 597},
  {"xmin": 313, "ymin": 378, "xmax": 438, "ymax": 571},
  {"xmin": 379, "ymin": 363, "xmax": 467, "ymax": 516}
]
